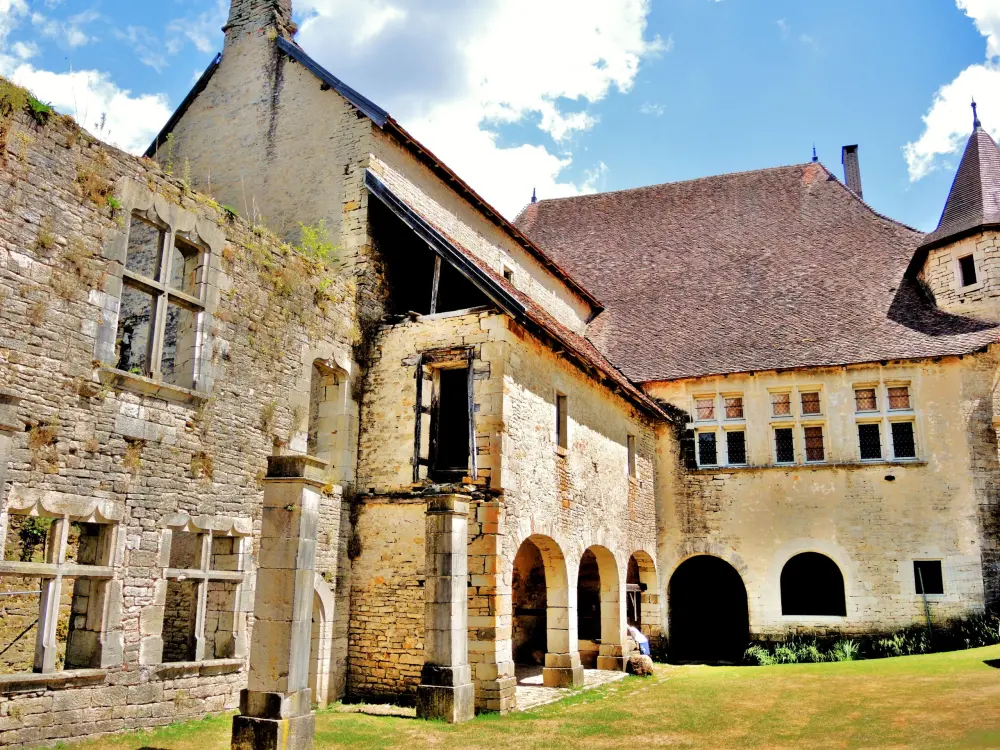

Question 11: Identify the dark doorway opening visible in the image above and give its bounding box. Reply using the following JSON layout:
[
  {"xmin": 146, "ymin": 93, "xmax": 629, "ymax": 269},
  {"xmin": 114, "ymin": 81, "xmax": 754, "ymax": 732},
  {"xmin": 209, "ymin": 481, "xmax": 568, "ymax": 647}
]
[
  {"xmin": 577, "ymin": 549, "xmax": 601, "ymax": 641},
  {"xmin": 668, "ymin": 555, "xmax": 749, "ymax": 663},
  {"xmin": 780, "ymin": 553, "xmax": 847, "ymax": 616},
  {"xmin": 429, "ymin": 367, "xmax": 471, "ymax": 481},
  {"xmin": 513, "ymin": 539, "xmax": 547, "ymax": 665}
]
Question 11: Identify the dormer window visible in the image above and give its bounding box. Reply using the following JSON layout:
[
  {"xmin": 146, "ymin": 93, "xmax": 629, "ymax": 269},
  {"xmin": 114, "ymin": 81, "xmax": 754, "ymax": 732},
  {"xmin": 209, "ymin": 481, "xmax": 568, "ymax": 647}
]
[{"xmin": 959, "ymin": 254, "xmax": 978, "ymax": 287}]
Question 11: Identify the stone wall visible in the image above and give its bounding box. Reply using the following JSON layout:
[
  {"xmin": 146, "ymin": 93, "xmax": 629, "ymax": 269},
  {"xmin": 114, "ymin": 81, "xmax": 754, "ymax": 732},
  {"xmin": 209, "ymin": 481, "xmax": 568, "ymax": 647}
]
[
  {"xmin": 0, "ymin": 95, "xmax": 356, "ymax": 746},
  {"xmin": 647, "ymin": 353, "xmax": 1000, "ymax": 639}
]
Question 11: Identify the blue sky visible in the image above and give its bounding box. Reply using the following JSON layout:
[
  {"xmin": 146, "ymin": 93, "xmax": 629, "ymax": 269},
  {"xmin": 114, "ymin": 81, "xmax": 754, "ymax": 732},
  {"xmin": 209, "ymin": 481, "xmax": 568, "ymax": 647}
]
[{"xmin": 0, "ymin": 0, "xmax": 996, "ymax": 227}]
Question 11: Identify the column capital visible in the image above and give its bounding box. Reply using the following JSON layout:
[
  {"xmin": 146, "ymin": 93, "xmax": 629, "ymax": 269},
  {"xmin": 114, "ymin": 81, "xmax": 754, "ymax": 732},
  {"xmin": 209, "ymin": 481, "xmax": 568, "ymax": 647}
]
[
  {"xmin": 0, "ymin": 390, "xmax": 20, "ymax": 434},
  {"xmin": 426, "ymin": 494, "xmax": 471, "ymax": 516},
  {"xmin": 264, "ymin": 454, "xmax": 328, "ymax": 487}
]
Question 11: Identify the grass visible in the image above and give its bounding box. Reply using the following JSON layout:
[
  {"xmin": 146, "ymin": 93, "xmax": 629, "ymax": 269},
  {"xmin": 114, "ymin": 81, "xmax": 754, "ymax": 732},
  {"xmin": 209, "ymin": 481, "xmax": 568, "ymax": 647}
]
[{"xmin": 63, "ymin": 645, "xmax": 1000, "ymax": 750}]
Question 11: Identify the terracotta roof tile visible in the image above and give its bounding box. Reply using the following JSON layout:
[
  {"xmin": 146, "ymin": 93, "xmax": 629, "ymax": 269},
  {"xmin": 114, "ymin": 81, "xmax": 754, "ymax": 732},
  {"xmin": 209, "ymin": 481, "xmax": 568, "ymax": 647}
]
[{"xmin": 516, "ymin": 162, "xmax": 999, "ymax": 383}]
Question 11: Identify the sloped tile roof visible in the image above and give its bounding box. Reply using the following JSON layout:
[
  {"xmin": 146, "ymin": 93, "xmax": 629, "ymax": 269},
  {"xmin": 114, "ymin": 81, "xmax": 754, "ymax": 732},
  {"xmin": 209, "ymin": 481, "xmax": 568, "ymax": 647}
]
[
  {"xmin": 920, "ymin": 125, "xmax": 1000, "ymax": 249},
  {"xmin": 516, "ymin": 162, "xmax": 1000, "ymax": 383}
]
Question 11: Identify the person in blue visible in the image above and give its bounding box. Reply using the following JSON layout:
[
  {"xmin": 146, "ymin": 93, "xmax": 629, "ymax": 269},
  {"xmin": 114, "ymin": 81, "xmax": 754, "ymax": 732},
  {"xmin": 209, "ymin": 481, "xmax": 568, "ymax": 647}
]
[{"xmin": 628, "ymin": 625, "xmax": 651, "ymax": 656}]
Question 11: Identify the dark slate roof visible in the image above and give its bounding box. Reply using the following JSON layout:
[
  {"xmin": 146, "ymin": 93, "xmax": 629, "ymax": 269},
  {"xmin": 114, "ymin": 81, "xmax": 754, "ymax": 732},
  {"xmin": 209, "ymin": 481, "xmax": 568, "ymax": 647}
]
[
  {"xmin": 920, "ymin": 124, "xmax": 1000, "ymax": 249},
  {"xmin": 516, "ymin": 162, "xmax": 1000, "ymax": 383}
]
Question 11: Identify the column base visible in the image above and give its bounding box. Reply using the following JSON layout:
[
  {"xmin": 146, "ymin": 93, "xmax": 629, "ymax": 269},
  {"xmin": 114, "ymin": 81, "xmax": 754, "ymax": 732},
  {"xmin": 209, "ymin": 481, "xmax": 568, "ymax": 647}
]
[
  {"xmin": 417, "ymin": 682, "xmax": 475, "ymax": 723},
  {"xmin": 596, "ymin": 655, "xmax": 626, "ymax": 671},
  {"xmin": 231, "ymin": 713, "xmax": 315, "ymax": 750},
  {"xmin": 542, "ymin": 665, "xmax": 584, "ymax": 687},
  {"xmin": 475, "ymin": 676, "xmax": 518, "ymax": 714}
]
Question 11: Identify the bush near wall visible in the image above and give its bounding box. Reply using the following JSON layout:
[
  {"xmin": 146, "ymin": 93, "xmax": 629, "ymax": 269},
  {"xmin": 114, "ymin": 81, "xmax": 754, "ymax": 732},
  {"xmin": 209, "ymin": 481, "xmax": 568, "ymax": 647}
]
[{"xmin": 742, "ymin": 614, "xmax": 1000, "ymax": 665}]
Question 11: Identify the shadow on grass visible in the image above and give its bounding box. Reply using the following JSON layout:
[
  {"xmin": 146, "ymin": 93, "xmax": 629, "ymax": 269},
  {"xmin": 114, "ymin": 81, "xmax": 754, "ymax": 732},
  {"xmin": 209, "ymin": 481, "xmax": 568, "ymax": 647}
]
[{"xmin": 983, "ymin": 659, "xmax": 1000, "ymax": 668}]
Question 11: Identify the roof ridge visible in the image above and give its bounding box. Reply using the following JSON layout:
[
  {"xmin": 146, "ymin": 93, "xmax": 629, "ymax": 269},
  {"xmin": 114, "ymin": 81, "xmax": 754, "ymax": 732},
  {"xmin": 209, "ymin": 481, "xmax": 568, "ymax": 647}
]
[{"xmin": 812, "ymin": 162, "xmax": 923, "ymax": 234}]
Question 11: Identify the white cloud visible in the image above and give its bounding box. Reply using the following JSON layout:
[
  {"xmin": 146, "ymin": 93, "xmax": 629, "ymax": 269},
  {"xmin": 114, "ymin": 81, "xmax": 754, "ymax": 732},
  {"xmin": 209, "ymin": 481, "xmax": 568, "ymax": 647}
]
[
  {"xmin": 640, "ymin": 101, "xmax": 665, "ymax": 116},
  {"xmin": 905, "ymin": 1, "xmax": 1000, "ymax": 181},
  {"xmin": 11, "ymin": 40, "xmax": 37, "ymax": 59},
  {"xmin": 296, "ymin": 0, "xmax": 662, "ymax": 217},
  {"xmin": 167, "ymin": 0, "xmax": 228, "ymax": 55},
  {"xmin": 114, "ymin": 26, "xmax": 169, "ymax": 72},
  {"xmin": 30, "ymin": 8, "xmax": 96, "ymax": 48},
  {"xmin": 0, "ymin": 0, "xmax": 27, "ymax": 45}
]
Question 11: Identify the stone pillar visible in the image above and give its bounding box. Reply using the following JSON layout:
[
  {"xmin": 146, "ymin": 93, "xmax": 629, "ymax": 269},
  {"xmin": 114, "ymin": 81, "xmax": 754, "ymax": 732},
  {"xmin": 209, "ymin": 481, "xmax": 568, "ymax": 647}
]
[
  {"xmin": 232, "ymin": 455, "xmax": 326, "ymax": 750},
  {"xmin": 543, "ymin": 584, "xmax": 584, "ymax": 688},
  {"xmin": 416, "ymin": 495, "xmax": 475, "ymax": 723}
]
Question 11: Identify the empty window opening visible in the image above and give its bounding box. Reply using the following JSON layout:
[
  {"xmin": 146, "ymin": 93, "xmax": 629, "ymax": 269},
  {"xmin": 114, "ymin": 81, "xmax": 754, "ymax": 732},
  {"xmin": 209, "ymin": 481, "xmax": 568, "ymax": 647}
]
[
  {"xmin": 697, "ymin": 431, "xmax": 717, "ymax": 466},
  {"xmin": 959, "ymin": 254, "xmax": 978, "ymax": 287},
  {"xmin": 891, "ymin": 422, "xmax": 917, "ymax": 459},
  {"xmin": 627, "ymin": 434, "xmax": 637, "ymax": 478},
  {"xmin": 556, "ymin": 393, "xmax": 568, "ymax": 451},
  {"xmin": 503, "ymin": 265, "xmax": 514, "ymax": 282},
  {"xmin": 858, "ymin": 423, "xmax": 883, "ymax": 460},
  {"xmin": 369, "ymin": 200, "xmax": 489, "ymax": 316},
  {"xmin": 0, "ymin": 516, "xmax": 116, "ymax": 674},
  {"xmin": 804, "ymin": 426, "xmax": 825, "ymax": 462},
  {"xmin": 914, "ymin": 560, "xmax": 944, "ymax": 595},
  {"xmin": 512, "ymin": 539, "xmax": 547, "ymax": 665},
  {"xmin": 780, "ymin": 552, "xmax": 846, "ymax": 616},
  {"xmin": 577, "ymin": 549, "xmax": 601, "ymax": 641},
  {"xmin": 668, "ymin": 555, "xmax": 749, "ymax": 663},
  {"xmin": 774, "ymin": 428, "xmax": 794, "ymax": 463},
  {"xmin": 430, "ymin": 367, "xmax": 471, "ymax": 481},
  {"xmin": 162, "ymin": 579, "xmax": 199, "ymax": 663},
  {"xmin": 726, "ymin": 431, "xmax": 747, "ymax": 465}
]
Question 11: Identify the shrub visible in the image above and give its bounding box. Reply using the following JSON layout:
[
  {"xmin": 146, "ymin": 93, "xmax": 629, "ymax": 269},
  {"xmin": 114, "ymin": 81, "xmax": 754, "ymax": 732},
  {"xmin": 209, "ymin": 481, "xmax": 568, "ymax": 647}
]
[
  {"xmin": 744, "ymin": 645, "xmax": 775, "ymax": 666},
  {"xmin": 773, "ymin": 644, "xmax": 799, "ymax": 664},
  {"xmin": 829, "ymin": 640, "xmax": 859, "ymax": 662}
]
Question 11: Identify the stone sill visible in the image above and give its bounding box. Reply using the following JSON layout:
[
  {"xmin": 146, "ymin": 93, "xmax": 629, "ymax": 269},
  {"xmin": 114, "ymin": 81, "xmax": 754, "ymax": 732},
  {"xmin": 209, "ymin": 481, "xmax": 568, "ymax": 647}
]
[
  {"xmin": 0, "ymin": 669, "xmax": 106, "ymax": 693},
  {"xmin": 152, "ymin": 658, "xmax": 244, "ymax": 679},
  {"xmin": 98, "ymin": 367, "xmax": 208, "ymax": 405},
  {"xmin": 692, "ymin": 460, "xmax": 928, "ymax": 475}
]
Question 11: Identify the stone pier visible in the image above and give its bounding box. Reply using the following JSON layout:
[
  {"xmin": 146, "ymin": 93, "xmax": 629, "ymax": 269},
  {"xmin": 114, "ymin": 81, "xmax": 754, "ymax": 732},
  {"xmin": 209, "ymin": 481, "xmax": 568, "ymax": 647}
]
[
  {"xmin": 416, "ymin": 495, "xmax": 475, "ymax": 723},
  {"xmin": 0, "ymin": 391, "xmax": 18, "ymax": 505},
  {"xmin": 231, "ymin": 455, "xmax": 326, "ymax": 750}
]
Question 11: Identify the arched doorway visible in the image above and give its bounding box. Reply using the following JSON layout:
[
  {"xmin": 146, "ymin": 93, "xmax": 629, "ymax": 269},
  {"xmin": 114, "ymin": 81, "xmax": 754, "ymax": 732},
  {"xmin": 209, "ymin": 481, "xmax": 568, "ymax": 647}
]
[
  {"xmin": 780, "ymin": 552, "xmax": 846, "ymax": 616},
  {"xmin": 668, "ymin": 555, "xmax": 749, "ymax": 663},
  {"xmin": 511, "ymin": 535, "xmax": 582, "ymax": 687},
  {"xmin": 576, "ymin": 546, "xmax": 623, "ymax": 670},
  {"xmin": 309, "ymin": 575, "xmax": 335, "ymax": 708},
  {"xmin": 627, "ymin": 551, "xmax": 661, "ymax": 636}
]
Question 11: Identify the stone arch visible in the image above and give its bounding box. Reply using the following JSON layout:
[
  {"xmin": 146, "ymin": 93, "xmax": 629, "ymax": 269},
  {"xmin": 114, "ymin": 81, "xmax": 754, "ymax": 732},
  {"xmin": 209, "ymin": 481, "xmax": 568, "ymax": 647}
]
[
  {"xmin": 577, "ymin": 545, "xmax": 624, "ymax": 671},
  {"xmin": 627, "ymin": 550, "xmax": 661, "ymax": 636},
  {"xmin": 668, "ymin": 555, "xmax": 749, "ymax": 664},
  {"xmin": 780, "ymin": 553, "xmax": 847, "ymax": 617},
  {"xmin": 309, "ymin": 574, "xmax": 335, "ymax": 708},
  {"xmin": 767, "ymin": 538, "xmax": 857, "ymax": 621},
  {"xmin": 511, "ymin": 534, "xmax": 582, "ymax": 687}
]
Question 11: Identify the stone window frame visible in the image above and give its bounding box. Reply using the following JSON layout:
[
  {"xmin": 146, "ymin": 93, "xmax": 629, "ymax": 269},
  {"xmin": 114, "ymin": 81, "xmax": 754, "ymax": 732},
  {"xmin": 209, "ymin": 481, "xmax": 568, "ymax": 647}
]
[
  {"xmin": 555, "ymin": 391, "xmax": 569, "ymax": 456},
  {"xmin": 626, "ymin": 433, "xmax": 638, "ymax": 479},
  {"xmin": 853, "ymin": 381, "xmax": 919, "ymax": 463},
  {"xmin": 766, "ymin": 386, "xmax": 827, "ymax": 466},
  {"xmin": 952, "ymin": 247, "xmax": 985, "ymax": 293},
  {"xmin": 94, "ymin": 179, "xmax": 225, "ymax": 404},
  {"xmin": 0, "ymin": 490, "xmax": 124, "ymax": 678},
  {"xmin": 913, "ymin": 559, "xmax": 945, "ymax": 596},
  {"xmin": 693, "ymin": 392, "xmax": 747, "ymax": 468},
  {"xmin": 141, "ymin": 513, "xmax": 252, "ymax": 667}
]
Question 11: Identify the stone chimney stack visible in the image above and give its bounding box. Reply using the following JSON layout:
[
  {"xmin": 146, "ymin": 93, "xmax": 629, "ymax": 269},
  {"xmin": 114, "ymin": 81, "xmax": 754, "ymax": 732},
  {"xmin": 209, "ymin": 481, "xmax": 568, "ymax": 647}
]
[
  {"xmin": 224, "ymin": 0, "xmax": 294, "ymax": 48},
  {"xmin": 841, "ymin": 144, "xmax": 863, "ymax": 199}
]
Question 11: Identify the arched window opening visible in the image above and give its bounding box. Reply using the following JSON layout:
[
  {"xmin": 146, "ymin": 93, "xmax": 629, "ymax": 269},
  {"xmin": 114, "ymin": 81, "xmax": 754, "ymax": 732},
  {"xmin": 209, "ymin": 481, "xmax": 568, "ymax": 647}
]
[
  {"xmin": 780, "ymin": 552, "xmax": 847, "ymax": 617},
  {"xmin": 577, "ymin": 549, "xmax": 601, "ymax": 641}
]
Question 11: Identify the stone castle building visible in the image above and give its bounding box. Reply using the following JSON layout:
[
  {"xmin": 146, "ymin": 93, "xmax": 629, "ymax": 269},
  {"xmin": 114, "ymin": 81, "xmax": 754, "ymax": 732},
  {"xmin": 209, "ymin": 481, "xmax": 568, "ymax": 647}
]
[{"xmin": 0, "ymin": 0, "xmax": 999, "ymax": 742}]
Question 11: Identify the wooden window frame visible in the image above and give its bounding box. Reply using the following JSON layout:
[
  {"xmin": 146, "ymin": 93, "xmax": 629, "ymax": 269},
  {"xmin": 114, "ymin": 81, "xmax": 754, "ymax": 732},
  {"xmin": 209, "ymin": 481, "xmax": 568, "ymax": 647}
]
[{"xmin": 412, "ymin": 349, "xmax": 478, "ymax": 482}]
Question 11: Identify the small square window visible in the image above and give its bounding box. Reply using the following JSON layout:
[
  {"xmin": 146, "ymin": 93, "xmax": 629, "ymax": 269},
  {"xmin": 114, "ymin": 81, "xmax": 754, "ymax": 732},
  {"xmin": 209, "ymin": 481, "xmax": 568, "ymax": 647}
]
[
  {"xmin": 959, "ymin": 254, "xmax": 978, "ymax": 287},
  {"xmin": 726, "ymin": 430, "xmax": 747, "ymax": 465},
  {"xmin": 855, "ymin": 388, "xmax": 878, "ymax": 412},
  {"xmin": 771, "ymin": 392, "xmax": 791, "ymax": 417},
  {"xmin": 858, "ymin": 423, "xmax": 882, "ymax": 460},
  {"xmin": 774, "ymin": 428, "xmax": 795, "ymax": 463},
  {"xmin": 887, "ymin": 386, "xmax": 911, "ymax": 411},
  {"xmin": 695, "ymin": 397, "xmax": 715, "ymax": 421},
  {"xmin": 724, "ymin": 396, "xmax": 744, "ymax": 420},
  {"xmin": 914, "ymin": 560, "xmax": 943, "ymax": 595},
  {"xmin": 697, "ymin": 431, "xmax": 718, "ymax": 466},
  {"xmin": 804, "ymin": 425, "xmax": 825, "ymax": 462},
  {"xmin": 800, "ymin": 391, "xmax": 821, "ymax": 415},
  {"xmin": 503, "ymin": 265, "xmax": 514, "ymax": 283},
  {"xmin": 891, "ymin": 421, "xmax": 917, "ymax": 459}
]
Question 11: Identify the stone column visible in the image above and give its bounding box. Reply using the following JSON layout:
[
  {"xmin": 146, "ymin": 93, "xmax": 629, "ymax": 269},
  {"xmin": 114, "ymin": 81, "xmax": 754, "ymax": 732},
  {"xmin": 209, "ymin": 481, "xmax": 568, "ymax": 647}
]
[
  {"xmin": 232, "ymin": 455, "xmax": 326, "ymax": 750},
  {"xmin": 543, "ymin": 585, "xmax": 584, "ymax": 688},
  {"xmin": 416, "ymin": 495, "xmax": 475, "ymax": 723}
]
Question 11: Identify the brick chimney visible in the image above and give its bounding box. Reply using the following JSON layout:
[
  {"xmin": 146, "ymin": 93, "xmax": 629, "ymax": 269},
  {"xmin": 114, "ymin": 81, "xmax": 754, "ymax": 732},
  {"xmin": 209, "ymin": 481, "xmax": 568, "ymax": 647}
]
[
  {"xmin": 224, "ymin": 0, "xmax": 294, "ymax": 47},
  {"xmin": 841, "ymin": 145, "xmax": 863, "ymax": 199}
]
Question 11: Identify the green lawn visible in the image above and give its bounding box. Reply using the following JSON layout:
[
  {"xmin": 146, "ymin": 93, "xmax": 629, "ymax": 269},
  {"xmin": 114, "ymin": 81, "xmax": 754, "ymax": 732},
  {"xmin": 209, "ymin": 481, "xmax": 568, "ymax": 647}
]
[{"xmin": 68, "ymin": 645, "xmax": 1000, "ymax": 750}]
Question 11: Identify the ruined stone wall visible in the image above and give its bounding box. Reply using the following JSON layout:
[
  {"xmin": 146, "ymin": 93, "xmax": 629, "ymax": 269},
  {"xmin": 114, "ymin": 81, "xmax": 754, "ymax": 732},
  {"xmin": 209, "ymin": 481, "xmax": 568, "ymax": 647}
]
[
  {"xmin": 345, "ymin": 500, "xmax": 425, "ymax": 703},
  {"xmin": 648, "ymin": 353, "xmax": 1000, "ymax": 639},
  {"xmin": 920, "ymin": 231, "xmax": 1000, "ymax": 322},
  {"xmin": 0, "ymin": 99, "xmax": 356, "ymax": 746},
  {"xmin": 369, "ymin": 132, "xmax": 594, "ymax": 335}
]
